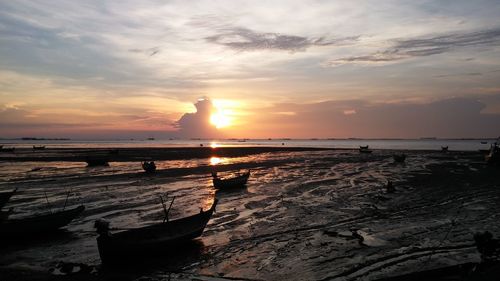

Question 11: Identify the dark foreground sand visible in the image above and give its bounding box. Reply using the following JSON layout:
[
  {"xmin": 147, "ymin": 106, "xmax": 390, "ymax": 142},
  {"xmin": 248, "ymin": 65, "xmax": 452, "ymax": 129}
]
[{"xmin": 0, "ymin": 147, "xmax": 499, "ymax": 280}]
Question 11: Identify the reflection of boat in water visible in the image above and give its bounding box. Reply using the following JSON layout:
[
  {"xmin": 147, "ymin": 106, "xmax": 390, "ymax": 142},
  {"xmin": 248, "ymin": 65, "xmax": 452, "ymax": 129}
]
[
  {"xmin": 393, "ymin": 154, "xmax": 406, "ymax": 163},
  {"xmin": 95, "ymin": 199, "xmax": 217, "ymax": 264},
  {"xmin": 142, "ymin": 161, "xmax": 156, "ymax": 173},
  {"xmin": 0, "ymin": 205, "xmax": 85, "ymax": 238},
  {"xmin": 212, "ymin": 171, "xmax": 250, "ymax": 189},
  {"xmin": 0, "ymin": 188, "xmax": 16, "ymax": 209}
]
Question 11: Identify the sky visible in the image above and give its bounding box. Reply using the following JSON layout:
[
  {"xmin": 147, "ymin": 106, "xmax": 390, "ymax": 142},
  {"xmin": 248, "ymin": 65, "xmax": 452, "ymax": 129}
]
[{"xmin": 1, "ymin": 0, "xmax": 500, "ymax": 139}]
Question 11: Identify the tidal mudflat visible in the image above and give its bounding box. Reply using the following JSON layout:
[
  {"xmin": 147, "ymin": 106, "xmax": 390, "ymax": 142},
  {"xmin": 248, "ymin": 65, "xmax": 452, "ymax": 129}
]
[{"xmin": 0, "ymin": 147, "xmax": 498, "ymax": 280}]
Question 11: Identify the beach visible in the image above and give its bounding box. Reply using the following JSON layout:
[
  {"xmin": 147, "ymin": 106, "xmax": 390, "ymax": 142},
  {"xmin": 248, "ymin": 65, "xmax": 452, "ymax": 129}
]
[{"xmin": 0, "ymin": 146, "xmax": 499, "ymax": 280}]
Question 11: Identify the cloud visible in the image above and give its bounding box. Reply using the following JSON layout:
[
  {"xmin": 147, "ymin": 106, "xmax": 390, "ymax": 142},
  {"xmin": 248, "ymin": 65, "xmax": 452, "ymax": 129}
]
[
  {"xmin": 173, "ymin": 98, "xmax": 222, "ymax": 138},
  {"xmin": 326, "ymin": 28, "xmax": 500, "ymax": 66},
  {"xmin": 243, "ymin": 96, "xmax": 500, "ymax": 138},
  {"xmin": 206, "ymin": 27, "xmax": 358, "ymax": 52}
]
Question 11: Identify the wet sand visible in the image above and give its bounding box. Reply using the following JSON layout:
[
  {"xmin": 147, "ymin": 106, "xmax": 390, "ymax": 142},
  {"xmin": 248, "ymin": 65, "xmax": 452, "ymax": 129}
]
[{"xmin": 0, "ymin": 147, "xmax": 499, "ymax": 280}]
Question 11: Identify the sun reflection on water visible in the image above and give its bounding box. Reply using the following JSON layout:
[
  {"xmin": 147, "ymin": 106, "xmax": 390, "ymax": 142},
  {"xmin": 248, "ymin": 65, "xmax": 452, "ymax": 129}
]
[{"xmin": 210, "ymin": 157, "xmax": 222, "ymax": 165}]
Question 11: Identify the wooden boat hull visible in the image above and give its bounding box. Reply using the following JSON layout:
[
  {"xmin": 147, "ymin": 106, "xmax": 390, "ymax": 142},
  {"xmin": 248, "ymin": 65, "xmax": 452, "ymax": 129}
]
[
  {"xmin": 0, "ymin": 205, "xmax": 85, "ymax": 237},
  {"xmin": 213, "ymin": 172, "xmax": 250, "ymax": 189},
  {"xmin": 0, "ymin": 189, "xmax": 16, "ymax": 209},
  {"xmin": 96, "ymin": 199, "xmax": 217, "ymax": 264}
]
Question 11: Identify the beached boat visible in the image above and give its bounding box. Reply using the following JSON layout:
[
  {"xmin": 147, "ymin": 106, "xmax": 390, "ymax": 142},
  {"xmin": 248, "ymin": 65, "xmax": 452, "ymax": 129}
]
[
  {"xmin": 33, "ymin": 145, "xmax": 45, "ymax": 150},
  {"xmin": 85, "ymin": 156, "xmax": 109, "ymax": 167},
  {"xmin": 359, "ymin": 148, "xmax": 373, "ymax": 153},
  {"xmin": 0, "ymin": 205, "xmax": 85, "ymax": 237},
  {"xmin": 212, "ymin": 171, "xmax": 250, "ymax": 189},
  {"xmin": 0, "ymin": 189, "xmax": 16, "ymax": 209},
  {"xmin": 95, "ymin": 199, "xmax": 217, "ymax": 264},
  {"xmin": 142, "ymin": 161, "xmax": 156, "ymax": 173},
  {"xmin": 393, "ymin": 154, "xmax": 406, "ymax": 163}
]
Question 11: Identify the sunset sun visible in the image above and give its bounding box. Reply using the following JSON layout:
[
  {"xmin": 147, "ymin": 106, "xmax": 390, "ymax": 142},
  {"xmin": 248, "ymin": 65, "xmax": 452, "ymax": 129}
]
[{"xmin": 210, "ymin": 111, "xmax": 230, "ymax": 128}]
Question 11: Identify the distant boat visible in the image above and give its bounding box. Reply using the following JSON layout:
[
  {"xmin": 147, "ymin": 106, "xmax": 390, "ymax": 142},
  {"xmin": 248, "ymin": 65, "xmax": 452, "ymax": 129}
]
[
  {"xmin": 359, "ymin": 145, "xmax": 369, "ymax": 150},
  {"xmin": 0, "ymin": 205, "xmax": 85, "ymax": 238},
  {"xmin": 393, "ymin": 154, "xmax": 406, "ymax": 163},
  {"xmin": 441, "ymin": 146, "xmax": 449, "ymax": 152},
  {"xmin": 85, "ymin": 156, "xmax": 109, "ymax": 167},
  {"xmin": 0, "ymin": 189, "xmax": 16, "ymax": 209},
  {"xmin": 147, "ymin": 137, "xmax": 155, "ymax": 140},
  {"xmin": 212, "ymin": 171, "xmax": 250, "ymax": 189},
  {"xmin": 95, "ymin": 199, "xmax": 217, "ymax": 264},
  {"xmin": 481, "ymin": 141, "xmax": 488, "ymax": 144},
  {"xmin": 142, "ymin": 161, "xmax": 156, "ymax": 173},
  {"xmin": 33, "ymin": 145, "xmax": 45, "ymax": 150}
]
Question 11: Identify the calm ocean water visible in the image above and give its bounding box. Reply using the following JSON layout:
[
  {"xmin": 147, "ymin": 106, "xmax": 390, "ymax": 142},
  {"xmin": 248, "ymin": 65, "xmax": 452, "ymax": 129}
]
[{"xmin": 0, "ymin": 138, "xmax": 497, "ymax": 151}]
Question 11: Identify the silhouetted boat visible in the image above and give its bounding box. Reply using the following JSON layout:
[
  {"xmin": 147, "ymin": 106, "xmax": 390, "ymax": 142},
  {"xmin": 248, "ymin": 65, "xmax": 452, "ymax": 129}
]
[
  {"xmin": 33, "ymin": 145, "xmax": 45, "ymax": 150},
  {"xmin": 0, "ymin": 205, "xmax": 85, "ymax": 237},
  {"xmin": 441, "ymin": 146, "xmax": 449, "ymax": 152},
  {"xmin": 142, "ymin": 161, "xmax": 156, "ymax": 173},
  {"xmin": 95, "ymin": 199, "xmax": 217, "ymax": 264},
  {"xmin": 0, "ymin": 147, "xmax": 15, "ymax": 152},
  {"xmin": 212, "ymin": 171, "xmax": 250, "ymax": 189},
  {"xmin": 393, "ymin": 154, "xmax": 406, "ymax": 163},
  {"xmin": 359, "ymin": 145, "xmax": 369, "ymax": 150},
  {"xmin": 359, "ymin": 148, "xmax": 373, "ymax": 153},
  {"xmin": 85, "ymin": 156, "xmax": 109, "ymax": 167},
  {"xmin": 0, "ymin": 189, "xmax": 16, "ymax": 209}
]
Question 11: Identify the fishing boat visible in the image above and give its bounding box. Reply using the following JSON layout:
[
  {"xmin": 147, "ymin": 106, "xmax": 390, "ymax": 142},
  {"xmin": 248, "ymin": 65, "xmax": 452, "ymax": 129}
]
[
  {"xmin": 441, "ymin": 146, "xmax": 449, "ymax": 152},
  {"xmin": 95, "ymin": 199, "xmax": 217, "ymax": 264},
  {"xmin": 142, "ymin": 161, "xmax": 156, "ymax": 173},
  {"xmin": 0, "ymin": 189, "xmax": 16, "ymax": 209},
  {"xmin": 212, "ymin": 171, "xmax": 250, "ymax": 189},
  {"xmin": 85, "ymin": 156, "xmax": 109, "ymax": 167},
  {"xmin": 0, "ymin": 205, "xmax": 85, "ymax": 237},
  {"xmin": 33, "ymin": 145, "xmax": 45, "ymax": 150},
  {"xmin": 393, "ymin": 154, "xmax": 406, "ymax": 163}
]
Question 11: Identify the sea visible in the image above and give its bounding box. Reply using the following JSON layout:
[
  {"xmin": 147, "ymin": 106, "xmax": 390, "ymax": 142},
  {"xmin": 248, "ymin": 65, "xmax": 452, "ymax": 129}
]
[{"xmin": 0, "ymin": 138, "xmax": 497, "ymax": 151}]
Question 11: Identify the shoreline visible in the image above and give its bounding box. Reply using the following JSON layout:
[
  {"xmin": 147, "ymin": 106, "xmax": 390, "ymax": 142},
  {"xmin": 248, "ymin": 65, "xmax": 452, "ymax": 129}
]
[{"xmin": 0, "ymin": 146, "xmax": 489, "ymax": 163}]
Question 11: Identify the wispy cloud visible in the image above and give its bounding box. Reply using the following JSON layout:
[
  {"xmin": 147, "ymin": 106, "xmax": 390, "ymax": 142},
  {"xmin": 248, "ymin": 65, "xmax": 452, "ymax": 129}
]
[
  {"xmin": 326, "ymin": 28, "xmax": 500, "ymax": 66},
  {"xmin": 206, "ymin": 27, "xmax": 359, "ymax": 52}
]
